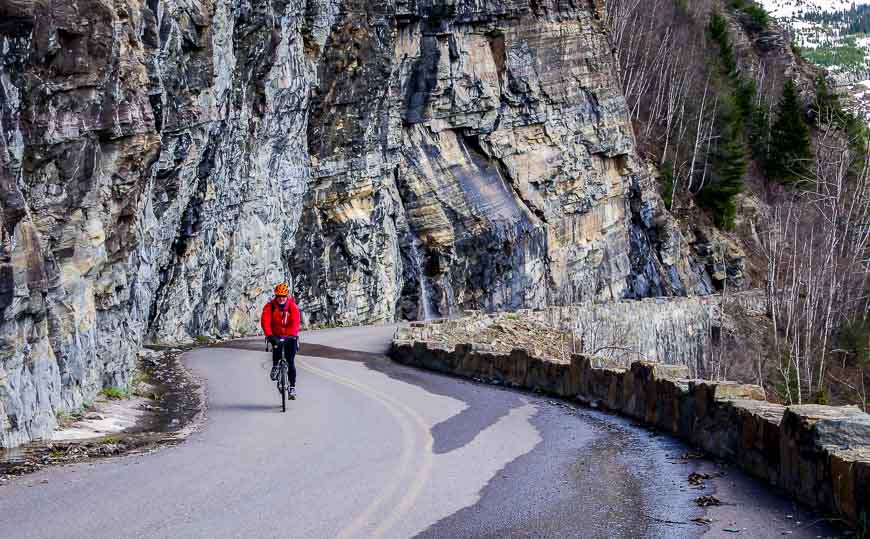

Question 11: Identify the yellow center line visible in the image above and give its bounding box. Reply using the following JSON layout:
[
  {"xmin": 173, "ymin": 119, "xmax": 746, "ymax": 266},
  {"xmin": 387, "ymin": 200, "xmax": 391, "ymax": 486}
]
[{"xmin": 298, "ymin": 358, "xmax": 434, "ymax": 539}]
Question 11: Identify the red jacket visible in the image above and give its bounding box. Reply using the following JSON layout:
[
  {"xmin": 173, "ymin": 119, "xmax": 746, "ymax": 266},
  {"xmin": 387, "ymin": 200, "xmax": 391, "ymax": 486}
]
[{"xmin": 261, "ymin": 297, "xmax": 300, "ymax": 337}]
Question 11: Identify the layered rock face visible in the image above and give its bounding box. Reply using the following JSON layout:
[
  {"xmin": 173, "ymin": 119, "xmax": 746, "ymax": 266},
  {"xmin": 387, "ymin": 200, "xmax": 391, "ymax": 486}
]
[
  {"xmin": 294, "ymin": 0, "xmax": 715, "ymax": 324},
  {"xmin": 0, "ymin": 0, "xmax": 309, "ymax": 446},
  {"xmin": 1, "ymin": 0, "xmax": 713, "ymax": 446}
]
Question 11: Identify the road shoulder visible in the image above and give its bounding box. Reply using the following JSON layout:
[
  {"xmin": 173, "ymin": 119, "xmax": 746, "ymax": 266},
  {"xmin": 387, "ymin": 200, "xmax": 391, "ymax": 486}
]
[{"xmin": 0, "ymin": 346, "xmax": 205, "ymax": 483}]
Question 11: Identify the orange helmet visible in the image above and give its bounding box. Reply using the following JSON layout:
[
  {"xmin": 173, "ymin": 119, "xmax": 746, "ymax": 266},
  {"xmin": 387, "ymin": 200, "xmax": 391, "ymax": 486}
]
[{"xmin": 274, "ymin": 283, "xmax": 290, "ymax": 296}]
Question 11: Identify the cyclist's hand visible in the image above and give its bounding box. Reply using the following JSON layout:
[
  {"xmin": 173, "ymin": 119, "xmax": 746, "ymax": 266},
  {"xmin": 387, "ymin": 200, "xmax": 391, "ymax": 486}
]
[{"xmin": 267, "ymin": 336, "xmax": 277, "ymax": 346}]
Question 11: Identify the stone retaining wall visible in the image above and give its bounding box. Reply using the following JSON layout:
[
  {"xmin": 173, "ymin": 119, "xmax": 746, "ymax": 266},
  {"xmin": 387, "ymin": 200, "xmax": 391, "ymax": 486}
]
[
  {"xmin": 390, "ymin": 338, "xmax": 870, "ymax": 532},
  {"xmin": 399, "ymin": 292, "xmax": 766, "ymax": 376}
]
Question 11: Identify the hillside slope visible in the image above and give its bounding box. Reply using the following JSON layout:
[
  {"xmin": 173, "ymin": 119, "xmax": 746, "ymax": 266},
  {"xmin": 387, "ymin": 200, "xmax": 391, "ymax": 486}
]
[{"xmin": 607, "ymin": 0, "xmax": 870, "ymax": 407}]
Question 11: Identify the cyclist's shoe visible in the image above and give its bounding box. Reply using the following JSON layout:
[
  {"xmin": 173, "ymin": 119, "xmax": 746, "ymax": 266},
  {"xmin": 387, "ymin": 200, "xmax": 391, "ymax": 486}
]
[
  {"xmin": 288, "ymin": 386, "xmax": 296, "ymax": 400},
  {"xmin": 270, "ymin": 365, "xmax": 279, "ymax": 381}
]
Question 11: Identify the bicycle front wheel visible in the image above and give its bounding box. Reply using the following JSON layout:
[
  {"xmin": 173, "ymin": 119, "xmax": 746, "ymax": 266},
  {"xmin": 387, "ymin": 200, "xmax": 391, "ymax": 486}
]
[{"xmin": 280, "ymin": 365, "xmax": 288, "ymax": 413}]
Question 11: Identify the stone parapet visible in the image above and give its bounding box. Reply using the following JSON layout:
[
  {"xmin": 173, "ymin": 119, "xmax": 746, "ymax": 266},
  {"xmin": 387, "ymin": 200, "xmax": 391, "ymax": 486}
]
[
  {"xmin": 397, "ymin": 291, "xmax": 766, "ymax": 375},
  {"xmin": 390, "ymin": 338, "xmax": 870, "ymax": 532}
]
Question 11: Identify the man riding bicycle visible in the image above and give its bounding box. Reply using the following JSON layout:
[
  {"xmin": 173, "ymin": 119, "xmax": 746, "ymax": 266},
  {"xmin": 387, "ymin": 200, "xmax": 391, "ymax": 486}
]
[{"xmin": 261, "ymin": 283, "xmax": 301, "ymax": 398}]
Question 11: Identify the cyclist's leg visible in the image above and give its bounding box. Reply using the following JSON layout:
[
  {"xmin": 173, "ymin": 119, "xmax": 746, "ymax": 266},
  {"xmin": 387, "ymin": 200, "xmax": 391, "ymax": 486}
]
[
  {"xmin": 270, "ymin": 341, "xmax": 282, "ymax": 379},
  {"xmin": 287, "ymin": 338, "xmax": 298, "ymax": 387},
  {"xmin": 272, "ymin": 340, "xmax": 282, "ymax": 366}
]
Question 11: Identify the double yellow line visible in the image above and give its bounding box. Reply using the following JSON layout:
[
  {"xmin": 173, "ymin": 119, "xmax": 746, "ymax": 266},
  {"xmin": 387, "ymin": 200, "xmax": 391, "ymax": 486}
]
[{"xmin": 297, "ymin": 357, "xmax": 434, "ymax": 539}]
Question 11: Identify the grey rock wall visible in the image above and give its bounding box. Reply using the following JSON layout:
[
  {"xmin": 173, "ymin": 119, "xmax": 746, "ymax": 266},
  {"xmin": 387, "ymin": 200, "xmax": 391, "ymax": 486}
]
[
  {"xmin": 293, "ymin": 0, "xmax": 716, "ymax": 325},
  {"xmin": 541, "ymin": 291, "xmax": 765, "ymax": 375},
  {"xmin": 398, "ymin": 291, "xmax": 766, "ymax": 377},
  {"xmin": 1, "ymin": 0, "xmax": 727, "ymax": 446},
  {"xmin": 0, "ymin": 0, "xmax": 311, "ymax": 446}
]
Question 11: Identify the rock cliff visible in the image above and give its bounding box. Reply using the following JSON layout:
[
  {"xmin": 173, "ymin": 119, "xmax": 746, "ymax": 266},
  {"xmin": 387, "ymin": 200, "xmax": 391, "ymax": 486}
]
[{"xmin": 1, "ymin": 0, "xmax": 716, "ymax": 446}]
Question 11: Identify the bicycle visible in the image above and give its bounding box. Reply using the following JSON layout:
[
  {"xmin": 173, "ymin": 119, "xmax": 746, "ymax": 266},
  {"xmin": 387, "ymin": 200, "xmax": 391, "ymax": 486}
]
[{"xmin": 267, "ymin": 336, "xmax": 297, "ymax": 412}]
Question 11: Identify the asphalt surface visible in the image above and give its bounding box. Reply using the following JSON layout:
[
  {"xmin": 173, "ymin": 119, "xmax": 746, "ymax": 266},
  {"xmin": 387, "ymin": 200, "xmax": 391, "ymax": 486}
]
[{"xmin": 0, "ymin": 325, "xmax": 843, "ymax": 538}]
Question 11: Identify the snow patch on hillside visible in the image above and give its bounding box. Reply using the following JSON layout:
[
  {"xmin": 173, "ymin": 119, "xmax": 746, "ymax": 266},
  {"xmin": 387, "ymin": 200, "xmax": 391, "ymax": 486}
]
[
  {"xmin": 758, "ymin": 1, "xmax": 870, "ymax": 121},
  {"xmin": 759, "ymin": 0, "xmax": 866, "ymax": 18}
]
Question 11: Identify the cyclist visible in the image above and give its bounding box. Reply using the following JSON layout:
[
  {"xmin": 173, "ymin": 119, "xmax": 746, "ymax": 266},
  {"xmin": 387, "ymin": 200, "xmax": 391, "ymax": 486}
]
[{"xmin": 261, "ymin": 283, "xmax": 301, "ymax": 398}]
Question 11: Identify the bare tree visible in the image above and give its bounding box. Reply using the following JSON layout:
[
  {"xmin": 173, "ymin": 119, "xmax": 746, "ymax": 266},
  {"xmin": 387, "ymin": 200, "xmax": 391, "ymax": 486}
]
[
  {"xmin": 758, "ymin": 120, "xmax": 870, "ymax": 403},
  {"xmin": 605, "ymin": 0, "xmax": 748, "ymax": 209}
]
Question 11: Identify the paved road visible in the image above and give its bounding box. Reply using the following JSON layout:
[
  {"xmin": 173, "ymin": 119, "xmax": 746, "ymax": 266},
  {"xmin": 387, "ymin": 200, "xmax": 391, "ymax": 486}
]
[{"xmin": 0, "ymin": 326, "xmax": 842, "ymax": 538}]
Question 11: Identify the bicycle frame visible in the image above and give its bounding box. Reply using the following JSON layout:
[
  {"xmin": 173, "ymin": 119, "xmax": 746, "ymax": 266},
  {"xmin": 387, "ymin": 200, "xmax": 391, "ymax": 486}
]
[{"xmin": 269, "ymin": 337, "xmax": 296, "ymax": 412}]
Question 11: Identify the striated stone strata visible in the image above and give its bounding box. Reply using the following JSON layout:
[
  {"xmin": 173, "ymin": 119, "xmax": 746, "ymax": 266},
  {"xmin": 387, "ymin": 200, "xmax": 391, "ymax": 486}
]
[
  {"xmin": 0, "ymin": 0, "xmax": 310, "ymax": 446},
  {"xmin": 293, "ymin": 0, "xmax": 715, "ymax": 325},
  {"xmin": 1, "ymin": 0, "xmax": 720, "ymax": 446}
]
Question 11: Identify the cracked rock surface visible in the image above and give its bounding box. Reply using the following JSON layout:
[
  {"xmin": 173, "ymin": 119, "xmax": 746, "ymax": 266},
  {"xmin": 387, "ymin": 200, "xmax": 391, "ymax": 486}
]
[{"xmin": 1, "ymin": 0, "xmax": 722, "ymax": 446}]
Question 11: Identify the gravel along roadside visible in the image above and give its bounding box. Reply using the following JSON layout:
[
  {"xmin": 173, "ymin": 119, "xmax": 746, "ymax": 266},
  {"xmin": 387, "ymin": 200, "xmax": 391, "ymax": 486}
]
[{"xmin": 0, "ymin": 347, "xmax": 205, "ymax": 482}]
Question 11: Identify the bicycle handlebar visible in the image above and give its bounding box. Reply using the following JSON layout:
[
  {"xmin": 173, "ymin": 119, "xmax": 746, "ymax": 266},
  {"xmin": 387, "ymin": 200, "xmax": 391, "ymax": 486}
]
[{"xmin": 265, "ymin": 335, "xmax": 298, "ymax": 352}]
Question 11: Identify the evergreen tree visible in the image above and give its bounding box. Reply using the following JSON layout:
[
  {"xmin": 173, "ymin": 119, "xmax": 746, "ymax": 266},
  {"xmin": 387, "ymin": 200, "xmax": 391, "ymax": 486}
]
[
  {"xmin": 660, "ymin": 161, "xmax": 676, "ymax": 209},
  {"xmin": 748, "ymin": 106, "xmax": 770, "ymax": 163},
  {"xmin": 710, "ymin": 11, "xmax": 737, "ymax": 76},
  {"xmin": 766, "ymin": 79, "xmax": 812, "ymax": 183},
  {"xmin": 814, "ymin": 75, "xmax": 842, "ymax": 126},
  {"xmin": 698, "ymin": 105, "xmax": 746, "ymax": 230},
  {"xmin": 735, "ymin": 79, "xmax": 757, "ymax": 119}
]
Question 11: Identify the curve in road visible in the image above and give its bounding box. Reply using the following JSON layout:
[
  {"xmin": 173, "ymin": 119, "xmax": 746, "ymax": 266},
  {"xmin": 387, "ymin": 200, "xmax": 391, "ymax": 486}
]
[{"xmin": 0, "ymin": 326, "xmax": 841, "ymax": 538}]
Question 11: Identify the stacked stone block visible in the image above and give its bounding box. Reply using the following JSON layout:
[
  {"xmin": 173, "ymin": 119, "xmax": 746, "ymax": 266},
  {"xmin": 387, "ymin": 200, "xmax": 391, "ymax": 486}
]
[{"xmin": 391, "ymin": 333, "xmax": 870, "ymax": 532}]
